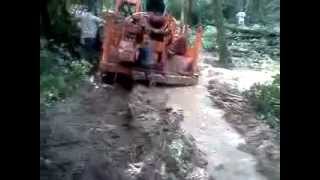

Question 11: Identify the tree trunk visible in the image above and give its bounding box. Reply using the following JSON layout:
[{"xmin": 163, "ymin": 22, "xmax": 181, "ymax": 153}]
[
  {"xmin": 41, "ymin": 0, "xmax": 80, "ymax": 47},
  {"xmin": 246, "ymin": 0, "xmax": 265, "ymax": 24},
  {"xmin": 212, "ymin": 0, "xmax": 232, "ymax": 65},
  {"xmin": 187, "ymin": 0, "xmax": 193, "ymax": 25},
  {"xmin": 96, "ymin": 0, "xmax": 103, "ymax": 15},
  {"xmin": 198, "ymin": 0, "xmax": 202, "ymax": 24},
  {"xmin": 180, "ymin": 0, "xmax": 185, "ymax": 24},
  {"xmin": 259, "ymin": 0, "xmax": 267, "ymax": 25},
  {"xmin": 255, "ymin": 0, "xmax": 264, "ymax": 24},
  {"xmin": 40, "ymin": 0, "xmax": 52, "ymax": 37},
  {"xmin": 86, "ymin": 0, "xmax": 101, "ymax": 15}
]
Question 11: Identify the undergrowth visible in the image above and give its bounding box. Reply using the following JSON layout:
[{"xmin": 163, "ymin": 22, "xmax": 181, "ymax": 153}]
[
  {"xmin": 40, "ymin": 39, "xmax": 92, "ymax": 112},
  {"xmin": 188, "ymin": 25, "xmax": 217, "ymax": 51},
  {"xmin": 244, "ymin": 74, "xmax": 280, "ymax": 131},
  {"xmin": 202, "ymin": 25, "xmax": 217, "ymax": 50}
]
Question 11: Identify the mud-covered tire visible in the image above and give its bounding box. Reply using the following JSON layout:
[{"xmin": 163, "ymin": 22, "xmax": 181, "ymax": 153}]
[
  {"xmin": 102, "ymin": 72, "xmax": 134, "ymax": 90},
  {"xmin": 117, "ymin": 73, "xmax": 134, "ymax": 90},
  {"xmin": 102, "ymin": 72, "xmax": 117, "ymax": 85}
]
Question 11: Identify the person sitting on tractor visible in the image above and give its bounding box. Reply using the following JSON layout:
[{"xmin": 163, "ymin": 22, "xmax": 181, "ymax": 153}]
[
  {"xmin": 136, "ymin": 38, "xmax": 154, "ymax": 69},
  {"xmin": 141, "ymin": 0, "xmax": 168, "ymax": 71},
  {"xmin": 115, "ymin": 0, "xmax": 142, "ymax": 16}
]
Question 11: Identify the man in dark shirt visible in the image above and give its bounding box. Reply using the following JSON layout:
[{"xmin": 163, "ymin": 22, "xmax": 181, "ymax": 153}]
[
  {"xmin": 138, "ymin": 0, "xmax": 167, "ymax": 70},
  {"xmin": 136, "ymin": 40, "xmax": 154, "ymax": 69}
]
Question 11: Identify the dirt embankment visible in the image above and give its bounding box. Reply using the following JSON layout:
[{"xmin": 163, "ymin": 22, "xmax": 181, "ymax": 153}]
[
  {"xmin": 207, "ymin": 79, "xmax": 280, "ymax": 180},
  {"xmin": 40, "ymin": 82, "xmax": 211, "ymax": 180}
]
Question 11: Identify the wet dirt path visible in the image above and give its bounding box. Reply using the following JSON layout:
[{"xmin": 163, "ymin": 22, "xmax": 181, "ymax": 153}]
[{"xmin": 165, "ymin": 55, "xmax": 279, "ymax": 180}]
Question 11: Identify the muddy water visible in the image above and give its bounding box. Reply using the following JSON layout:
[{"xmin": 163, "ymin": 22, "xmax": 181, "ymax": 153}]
[{"xmin": 165, "ymin": 59, "xmax": 278, "ymax": 180}]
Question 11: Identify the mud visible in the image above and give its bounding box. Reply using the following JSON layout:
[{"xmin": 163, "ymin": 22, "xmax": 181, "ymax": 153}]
[
  {"xmin": 178, "ymin": 50, "xmax": 280, "ymax": 180},
  {"xmin": 40, "ymin": 82, "xmax": 211, "ymax": 180},
  {"xmin": 165, "ymin": 60, "xmax": 274, "ymax": 180},
  {"xmin": 207, "ymin": 77, "xmax": 280, "ymax": 180}
]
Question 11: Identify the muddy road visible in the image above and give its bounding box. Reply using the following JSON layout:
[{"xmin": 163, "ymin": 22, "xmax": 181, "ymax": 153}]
[
  {"xmin": 166, "ymin": 55, "xmax": 278, "ymax": 180},
  {"xmin": 40, "ymin": 83, "xmax": 211, "ymax": 180},
  {"xmin": 164, "ymin": 52, "xmax": 279, "ymax": 180},
  {"xmin": 40, "ymin": 50, "xmax": 279, "ymax": 180}
]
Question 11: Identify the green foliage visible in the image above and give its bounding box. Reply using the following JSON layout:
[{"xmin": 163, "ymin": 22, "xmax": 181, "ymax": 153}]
[
  {"xmin": 202, "ymin": 25, "xmax": 217, "ymax": 50},
  {"xmin": 244, "ymin": 74, "xmax": 280, "ymax": 130},
  {"xmin": 102, "ymin": 0, "xmax": 114, "ymax": 11},
  {"xmin": 187, "ymin": 25, "xmax": 219, "ymax": 50},
  {"xmin": 41, "ymin": 0, "xmax": 81, "ymax": 48},
  {"xmin": 169, "ymin": 0, "xmax": 279, "ymax": 25},
  {"xmin": 165, "ymin": 0, "xmax": 212, "ymax": 25},
  {"xmin": 165, "ymin": 0, "xmax": 183, "ymax": 19},
  {"xmin": 40, "ymin": 42, "xmax": 92, "ymax": 110}
]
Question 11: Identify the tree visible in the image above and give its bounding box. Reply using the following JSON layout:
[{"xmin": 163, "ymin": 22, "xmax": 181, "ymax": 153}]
[
  {"xmin": 84, "ymin": 0, "xmax": 103, "ymax": 15},
  {"xmin": 40, "ymin": 0, "xmax": 51, "ymax": 37},
  {"xmin": 40, "ymin": 0, "xmax": 73, "ymax": 39},
  {"xmin": 212, "ymin": 0, "xmax": 232, "ymax": 65},
  {"xmin": 40, "ymin": 0, "xmax": 81, "ymax": 50},
  {"xmin": 102, "ymin": 0, "xmax": 114, "ymax": 11},
  {"xmin": 180, "ymin": 0, "xmax": 186, "ymax": 24},
  {"xmin": 246, "ymin": 0, "xmax": 266, "ymax": 25},
  {"xmin": 187, "ymin": 0, "xmax": 193, "ymax": 24}
]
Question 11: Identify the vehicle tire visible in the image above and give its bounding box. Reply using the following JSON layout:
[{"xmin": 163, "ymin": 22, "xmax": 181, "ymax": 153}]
[
  {"xmin": 117, "ymin": 73, "xmax": 134, "ymax": 90},
  {"xmin": 102, "ymin": 72, "xmax": 116, "ymax": 85}
]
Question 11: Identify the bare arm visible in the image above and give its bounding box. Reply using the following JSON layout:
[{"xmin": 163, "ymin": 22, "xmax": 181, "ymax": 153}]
[{"xmin": 92, "ymin": 15, "xmax": 105, "ymax": 24}]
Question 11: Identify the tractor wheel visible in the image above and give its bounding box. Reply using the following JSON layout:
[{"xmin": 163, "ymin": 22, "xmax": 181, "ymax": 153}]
[
  {"xmin": 102, "ymin": 72, "xmax": 117, "ymax": 85},
  {"xmin": 117, "ymin": 73, "xmax": 134, "ymax": 90}
]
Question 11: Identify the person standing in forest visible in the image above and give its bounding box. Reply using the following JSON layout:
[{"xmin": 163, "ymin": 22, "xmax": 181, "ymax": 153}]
[
  {"xmin": 236, "ymin": 11, "xmax": 246, "ymax": 26},
  {"xmin": 76, "ymin": 8, "xmax": 105, "ymax": 62}
]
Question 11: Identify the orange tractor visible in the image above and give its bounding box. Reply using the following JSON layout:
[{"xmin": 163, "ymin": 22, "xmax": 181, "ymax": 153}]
[{"xmin": 98, "ymin": 0, "xmax": 203, "ymax": 86}]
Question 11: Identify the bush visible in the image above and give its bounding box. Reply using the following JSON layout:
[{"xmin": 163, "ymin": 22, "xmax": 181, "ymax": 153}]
[
  {"xmin": 244, "ymin": 74, "xmax": 280, "ymax": 130},
  {"xmin": 202, "ymin": 25, "xmax": 217, "ymax": 50},
  {"xmin": 40, "ymin": 42, "xmax": 92, "ymax": 110}
]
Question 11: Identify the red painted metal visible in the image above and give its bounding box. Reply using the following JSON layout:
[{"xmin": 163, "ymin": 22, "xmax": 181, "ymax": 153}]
[{"xmin": 99, "ymin": 5, "xmax": 203, "ymax": 82}]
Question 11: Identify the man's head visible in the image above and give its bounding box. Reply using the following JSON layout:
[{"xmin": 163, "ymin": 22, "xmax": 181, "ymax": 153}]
[
  {"xmin": 146, "ymin": 0, "xmax": 165, "ymax": 14},
  {"xmin": 142, "ymin": 39, "xmax": 150, "ymax": 47},
  {"xmin": 82, "ymin": 6, "xmax": 88, "ymax": 13}
]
